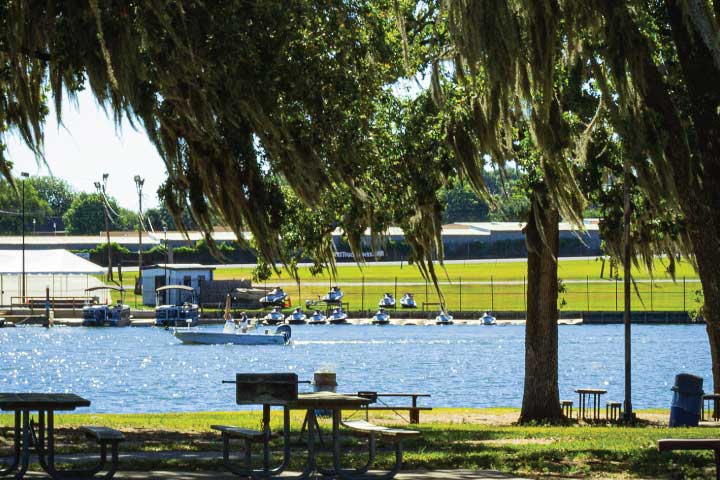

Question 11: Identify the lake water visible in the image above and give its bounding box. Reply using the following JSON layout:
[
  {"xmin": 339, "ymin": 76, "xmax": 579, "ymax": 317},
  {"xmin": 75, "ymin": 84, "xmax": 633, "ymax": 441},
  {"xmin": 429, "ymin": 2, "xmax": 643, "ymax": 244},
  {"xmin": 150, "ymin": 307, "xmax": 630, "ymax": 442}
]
[{"xmin": 0, "ymin": 324, "xmax": 710, "ymax": 413}]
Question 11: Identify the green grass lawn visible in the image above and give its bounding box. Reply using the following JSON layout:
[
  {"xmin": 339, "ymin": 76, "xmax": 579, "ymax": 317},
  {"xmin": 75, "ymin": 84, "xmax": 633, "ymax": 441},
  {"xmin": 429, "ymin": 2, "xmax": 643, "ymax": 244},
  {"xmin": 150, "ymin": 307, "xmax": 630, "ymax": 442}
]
[
  {"xmin": 1, "ymin": 408, "xmax": 716, "ymax": 478},
  {"xmin": 107, "ymin": 257, "xmax": 702, "ymax": 312}
]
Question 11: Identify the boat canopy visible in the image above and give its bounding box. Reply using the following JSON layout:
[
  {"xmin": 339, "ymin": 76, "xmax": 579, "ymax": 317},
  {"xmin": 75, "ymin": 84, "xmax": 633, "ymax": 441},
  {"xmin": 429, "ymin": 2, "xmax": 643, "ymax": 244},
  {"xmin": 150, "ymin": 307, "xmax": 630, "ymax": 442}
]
[
  {"xmin": 156, "ymin": 285, "xmax": 195, "ymax": 292},
  {"xmin": 85, "ymin": 285, "xmax": 125, "ymax": 293}
]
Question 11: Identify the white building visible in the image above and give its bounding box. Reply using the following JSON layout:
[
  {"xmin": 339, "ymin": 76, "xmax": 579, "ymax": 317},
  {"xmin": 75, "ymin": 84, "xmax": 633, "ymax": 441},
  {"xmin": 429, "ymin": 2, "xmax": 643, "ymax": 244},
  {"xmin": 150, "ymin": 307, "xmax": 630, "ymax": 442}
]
[{"xmin": 141, "ymin": 264, "xmax": 215, "ymax": 306}]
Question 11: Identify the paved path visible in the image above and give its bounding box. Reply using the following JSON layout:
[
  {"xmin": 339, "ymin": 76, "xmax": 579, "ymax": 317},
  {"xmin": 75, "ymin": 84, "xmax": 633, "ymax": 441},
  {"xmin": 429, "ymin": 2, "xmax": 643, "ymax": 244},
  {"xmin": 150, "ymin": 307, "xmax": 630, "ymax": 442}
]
[
  {"xmin": 24, "ymin": 470, "xmax": 528, "ymax": 479},
  {"xmin": 15, "ymin": 451, "xmax": 529, "ymax": 479}
]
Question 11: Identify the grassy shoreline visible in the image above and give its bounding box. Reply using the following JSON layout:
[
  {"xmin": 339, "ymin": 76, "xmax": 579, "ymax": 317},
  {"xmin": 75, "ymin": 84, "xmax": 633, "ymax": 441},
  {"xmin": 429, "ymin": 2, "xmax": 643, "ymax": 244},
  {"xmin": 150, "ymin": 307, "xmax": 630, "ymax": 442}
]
[{"xmin": 1, "ymin": 408, "xmax": 716, "ymax": 478}]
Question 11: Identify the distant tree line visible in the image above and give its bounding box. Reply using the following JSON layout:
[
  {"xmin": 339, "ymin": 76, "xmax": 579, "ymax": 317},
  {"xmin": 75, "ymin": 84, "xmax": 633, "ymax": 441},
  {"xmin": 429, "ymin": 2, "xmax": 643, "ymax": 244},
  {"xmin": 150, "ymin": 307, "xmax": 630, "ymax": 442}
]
[
  {"xmin": 0, "ymin": 174, "xmax": 559, "ymax": 235},
  {"xmin": 0, "ymin": 177, "xmax": 208, "ymax": 235}
]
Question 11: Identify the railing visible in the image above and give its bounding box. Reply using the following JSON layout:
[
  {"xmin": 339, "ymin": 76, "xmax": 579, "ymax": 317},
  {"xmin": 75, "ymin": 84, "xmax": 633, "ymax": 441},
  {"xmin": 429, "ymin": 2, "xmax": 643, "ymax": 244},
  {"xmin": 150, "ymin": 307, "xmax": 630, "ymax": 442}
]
[{"xmin": 9, "ymin": 296, "xmax": 94, "ymax": 313}]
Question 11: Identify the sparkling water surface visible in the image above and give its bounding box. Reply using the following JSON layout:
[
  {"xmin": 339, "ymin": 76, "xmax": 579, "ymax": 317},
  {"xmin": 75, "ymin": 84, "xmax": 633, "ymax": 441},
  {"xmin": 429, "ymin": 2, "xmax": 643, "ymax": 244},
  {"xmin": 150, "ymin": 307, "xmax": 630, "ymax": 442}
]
[{"xmin": 0, "ymin": 324, "xmax": 710, "ymax": 413}]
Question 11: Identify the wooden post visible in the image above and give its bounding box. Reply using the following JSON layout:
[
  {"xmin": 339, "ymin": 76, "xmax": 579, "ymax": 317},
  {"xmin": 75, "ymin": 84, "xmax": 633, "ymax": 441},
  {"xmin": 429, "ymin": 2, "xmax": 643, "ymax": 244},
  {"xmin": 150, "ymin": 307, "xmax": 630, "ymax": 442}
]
[
  {"xmin": 650, "ymin": 279, "xmax": 653, "ymax": 311},
  {"xmin": 490, "ymin": 275, "xmax": 494, "ymax": 311},
  {"xmin": 361, "ymin": 275, "xmax": 365, "ymax": 312},
  {"xmin": 394, "ymin": 276, "xmax": 397, "ymax": 305},
  {"xmin": 459, "ymin": 276, "xmax": 462, "ymax": 312},
  {"xmin": 586, "ymin": 275, "xmax": 590, "ymax": 311},
  {"xmin": 615, "ymin": 276, "xmax": 618, "ymax": 311}
]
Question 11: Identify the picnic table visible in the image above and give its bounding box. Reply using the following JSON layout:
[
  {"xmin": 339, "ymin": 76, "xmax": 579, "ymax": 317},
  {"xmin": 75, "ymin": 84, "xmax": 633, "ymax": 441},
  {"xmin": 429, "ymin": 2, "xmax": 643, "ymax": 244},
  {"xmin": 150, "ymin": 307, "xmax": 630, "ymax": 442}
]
[
  {"xmin": 216, "ymin": 374, "xmax": 418, "ymax": 479},
  {"xmin": 574, "ymin": 388, "xmax": 607, "ymax": 421},
  {"xmin": 703, "ymin": 393, "xmax": 720, "ymax": 421},
  {"xmin": 0, "ymin": 393, "xmax": 123, "ymax": 479}
]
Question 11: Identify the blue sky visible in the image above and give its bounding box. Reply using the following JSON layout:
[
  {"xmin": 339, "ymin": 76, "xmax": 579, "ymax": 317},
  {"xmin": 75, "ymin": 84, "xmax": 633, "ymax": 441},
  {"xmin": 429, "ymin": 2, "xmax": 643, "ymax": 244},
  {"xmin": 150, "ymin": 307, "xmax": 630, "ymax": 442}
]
[{"xmin": 6, "ymin": 89, "xmax": 165, "ymax": 211}]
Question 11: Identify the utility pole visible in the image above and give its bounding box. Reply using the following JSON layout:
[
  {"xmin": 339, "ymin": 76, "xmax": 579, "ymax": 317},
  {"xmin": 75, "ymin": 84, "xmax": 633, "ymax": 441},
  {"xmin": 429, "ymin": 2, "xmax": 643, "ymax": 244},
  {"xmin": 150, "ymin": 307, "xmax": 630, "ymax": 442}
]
[
  {"xmin": 94, "ymin": 174, "xmax": 113, "ymax": 282},
  {"xmin": 134, "ymin": 175, "xmax": 145, "ymax": 289},
  {"xmin": 20, "ymin": 172, "xmax": 29, "ymax": 302}
]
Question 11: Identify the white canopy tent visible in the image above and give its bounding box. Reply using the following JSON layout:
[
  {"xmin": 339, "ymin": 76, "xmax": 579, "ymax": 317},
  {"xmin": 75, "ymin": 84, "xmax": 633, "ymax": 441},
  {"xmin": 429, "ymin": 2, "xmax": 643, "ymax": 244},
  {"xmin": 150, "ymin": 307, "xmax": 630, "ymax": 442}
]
[{"xmin": 0, "ymin": 249, "xmax": 107, "ymax": 305}]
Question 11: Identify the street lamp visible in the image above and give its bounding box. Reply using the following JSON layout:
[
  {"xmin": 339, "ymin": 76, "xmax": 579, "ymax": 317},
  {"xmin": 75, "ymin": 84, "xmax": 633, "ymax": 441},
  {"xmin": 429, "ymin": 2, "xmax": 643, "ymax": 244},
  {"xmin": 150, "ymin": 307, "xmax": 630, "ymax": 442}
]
[
  {"xmin": 20, "ymin": 172, "xmax": 29, "ymax": 302},
  {"xmin": 134, "ymin": 176, "xmax": 145, "ymax": 288},
  {"xmin": 94, "ymin": 174, "xmax": 113, "ymax": 282}
]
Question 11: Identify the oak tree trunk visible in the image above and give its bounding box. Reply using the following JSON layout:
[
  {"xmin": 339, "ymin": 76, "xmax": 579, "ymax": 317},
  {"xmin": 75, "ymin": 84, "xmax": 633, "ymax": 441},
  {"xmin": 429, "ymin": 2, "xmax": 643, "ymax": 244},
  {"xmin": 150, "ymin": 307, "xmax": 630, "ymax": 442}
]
[{"xmin": 520, "ymin": 192, "xmax": 563, "ymax": 423}]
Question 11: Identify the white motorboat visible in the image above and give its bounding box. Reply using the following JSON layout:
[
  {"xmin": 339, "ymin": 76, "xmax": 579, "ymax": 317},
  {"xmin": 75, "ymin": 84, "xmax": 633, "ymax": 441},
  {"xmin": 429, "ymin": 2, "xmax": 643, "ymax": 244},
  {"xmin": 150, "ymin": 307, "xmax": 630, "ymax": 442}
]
[
  {"xmin": 400, "ymin": 293, "xmax": 417, "ymax": 309},
  {"xmin": 481, "ymin": 311, "xmax": 497, "ymax": 325},
  {"xmin": 263, "ymin": 306, "xmax": 285, "ymax": 325},
  {"xmin": 286, "ymin": 307, "xmax": 307, "ymax": 325},
  {"xmin": 259, "ymin": 287, "xmax": 288, "ymax": 307},
  {"xmin": 378, "ymin": 293, "xmax": 396, "ymax": 308},
  {"xmin": 371, "ymin": 308, "xmax": 390, "ymax": 325},
  {"xmin": 173, "ymin": 295, "xmax": 291, "ymax": 345},
  {"xmin": 328, "ymin": 307, "xmax": 348, "ymax": 324},
  {"xmin": 308, "ymin": 310, "xmax": 327, "ymax": 325},
  {"xmin": 322, "ymin": 286, "xmax": 344, "ymax": 304},
  {"xmin": 435, "ymin": 311, "xmax": 454, "ymax": 325},
  {"xmin": 174, "ymin": 325, "xmax": 291, "ymax": 345}
]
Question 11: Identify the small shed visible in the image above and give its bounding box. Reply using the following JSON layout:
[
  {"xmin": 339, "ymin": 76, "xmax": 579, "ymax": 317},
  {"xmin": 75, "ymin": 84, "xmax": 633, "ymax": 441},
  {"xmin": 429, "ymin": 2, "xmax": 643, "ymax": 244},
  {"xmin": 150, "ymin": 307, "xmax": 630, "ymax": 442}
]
[{"xmin": 141, "ymin": 264, "xmax": 215, "ymax": 306}]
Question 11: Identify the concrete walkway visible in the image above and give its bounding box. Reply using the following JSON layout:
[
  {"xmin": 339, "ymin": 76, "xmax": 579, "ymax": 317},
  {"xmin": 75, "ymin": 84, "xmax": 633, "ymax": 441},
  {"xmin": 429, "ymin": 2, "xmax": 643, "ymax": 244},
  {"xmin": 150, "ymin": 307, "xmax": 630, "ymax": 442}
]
[
  {"xmin": 15, "ymin": 451, "xmax": 530, "ymax": 479},
  {"xmin": 24, "ymin": 470, "xmax": 528, "ymax": 479}
]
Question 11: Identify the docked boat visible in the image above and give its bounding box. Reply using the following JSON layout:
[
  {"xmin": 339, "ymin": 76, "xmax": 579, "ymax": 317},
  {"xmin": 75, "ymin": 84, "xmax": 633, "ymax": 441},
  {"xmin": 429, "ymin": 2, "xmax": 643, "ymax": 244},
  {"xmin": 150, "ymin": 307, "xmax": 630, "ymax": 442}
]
[
  {"xmin": 155, "ymin": 285, "xmax": 199, "ymax": 327},
  {"xmin": 400, "ymin": 293, "xmax": 417, "ymax": 309},
  {"xmin": 378, "ymin": 293, "xmax": 396, "ymax": 308},
  {"xmin": 0, "ymin": 319, "xmax": 15, "ymax": 328},
  {"xmin": 328, "ymin": 307, "xmax": 348, "ymax": 324},
  {"xmin": 308, "ymin": 310, "xmax": 327, "ymax": 325},
  {"xmin": 371, "ymin": 308, "xmax": 390, "ymax": 325},
  {"xmin": 481, "ymin": 311, "xmax": 497, "ymax": 325},
  {"xmin": 322, "ymin": 286, "xmax": 344, "ymax": 304},
  {"xmin": 173, "ymin": 295, "xmax": 291, "ymax": 345},
  {"xmin": 286, "ymin": 307, "xmax": 307, "ymax": 325},
  {"xmin": 82, "ymin": 286, "xmax": 131, "ymax": 327},
  {"xmin": 259, "ymin": 287, "xmax": 288, "ymax": 307},
  {"xmin": 435, "ymin": 311, "xmax": 454, "ymax": 325},
  {"xmin": 263, "ymin": 306, "xmax": 285, "ymax": 325}
]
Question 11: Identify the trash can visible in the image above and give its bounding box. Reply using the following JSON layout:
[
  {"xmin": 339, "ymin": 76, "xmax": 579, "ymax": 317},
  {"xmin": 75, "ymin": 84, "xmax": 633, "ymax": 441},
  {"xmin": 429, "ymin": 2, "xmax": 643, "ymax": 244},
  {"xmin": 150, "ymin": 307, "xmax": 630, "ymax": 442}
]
[
  {"xmin": 669, "ymin": 373, "xmax": 704, "ymax": 427},
  {"xmin": 313, "ymin": 371, "xmax": 337, "ymax": 417}
]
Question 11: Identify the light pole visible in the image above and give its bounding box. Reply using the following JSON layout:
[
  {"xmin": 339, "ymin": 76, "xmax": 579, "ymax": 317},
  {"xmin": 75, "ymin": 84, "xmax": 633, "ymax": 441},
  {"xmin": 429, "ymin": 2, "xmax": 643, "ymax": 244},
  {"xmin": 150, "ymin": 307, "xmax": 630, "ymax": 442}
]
[
  {"xmin": 32, "ymin": 218, "xmax": 36, "ymax": 234},
  {"xmin": 134, "ymin": 175, "xmax": 145, "ymax": 290},
  {"xmin": 94, "ymin": 174, "xmax": 113, "ymax": 282},
  {"xmin": 20, "ymin": 172, "xmax": 29, "ymax": 302},
  {"xmin": 622, "ymin": 157, "xmax": 636, "ymax": 424}
]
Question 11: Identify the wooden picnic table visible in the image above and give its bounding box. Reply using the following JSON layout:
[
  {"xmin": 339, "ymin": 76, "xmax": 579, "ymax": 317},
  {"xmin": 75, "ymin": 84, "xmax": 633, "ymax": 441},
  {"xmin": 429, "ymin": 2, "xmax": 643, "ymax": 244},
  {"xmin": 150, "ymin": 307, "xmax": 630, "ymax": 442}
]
[
  {"xmin": 220, "ymin": 374, "xmax": 415, "ymax": 479},
  {"xmin": 574, "ymin": 388, "xmax": 607, "ymax": 421},
  {"xmin": 0, "ymin": 393, "xmax": 91, "ymax": 479},
  {"xmin": 703, "ymin": 393, "xmax": 720, "ymax": 421}
]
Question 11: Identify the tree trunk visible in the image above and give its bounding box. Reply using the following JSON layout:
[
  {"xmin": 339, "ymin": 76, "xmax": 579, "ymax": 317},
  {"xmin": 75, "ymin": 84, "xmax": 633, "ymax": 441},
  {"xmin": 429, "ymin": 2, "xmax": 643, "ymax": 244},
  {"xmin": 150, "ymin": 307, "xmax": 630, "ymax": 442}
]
[
  {"xmin": 665, "ymin": 0, "xmax": 720, "ymax": 392},
  {"xmin": 520, "ymin": 191, "xmax": 563, "ymax": 423}
]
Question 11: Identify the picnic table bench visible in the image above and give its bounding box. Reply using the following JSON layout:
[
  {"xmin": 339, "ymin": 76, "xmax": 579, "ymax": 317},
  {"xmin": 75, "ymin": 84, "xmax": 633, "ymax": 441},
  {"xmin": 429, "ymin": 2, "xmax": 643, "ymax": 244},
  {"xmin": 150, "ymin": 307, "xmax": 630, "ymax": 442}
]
[
  {"xmin": 358, "ymin": 392, "xmax": 432, "ymax": 424},
  {"xmin": 658, "ymin": 438, "xmax": 720, "ymax": 480}
]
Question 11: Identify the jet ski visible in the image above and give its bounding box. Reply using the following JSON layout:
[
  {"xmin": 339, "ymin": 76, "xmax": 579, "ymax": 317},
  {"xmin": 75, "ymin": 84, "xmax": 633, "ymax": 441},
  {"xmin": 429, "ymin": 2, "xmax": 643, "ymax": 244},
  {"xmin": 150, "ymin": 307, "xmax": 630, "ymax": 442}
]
[
  {"xmin": 378, "ymin": 293, "xmax": 396, "ymax": 308},
  {"xmin": 328, "ymin": 307, "xmax": 348, "ymax": 324},
  {"xmin": 371, "ymin": 308, "xmax": 390, "ymax": 325},
  {"xmin": 322, "ymin": 286, "xmax": 344, "ymax": 304},
  {"xmin": 308, "ymin": 310, "xmax": 327, "ymax": 325},
  {"xmin": 400, "ymin": 293, "xmax": 417, "ymax": 309},
  {"xmin": 286, "ymin": 307, "xmax": 307, "ymax": 325},
  {"xmin": 481, "ymin": 311, "xmax": 497, "ymax": 325},
  {"xmin": 263, "ymin": 306, "xmax": 285, "ymax": 325},
  {"xmin": 260, "ymin": 287, "xmax": 288, "ymax": 307},
  {"xmin": 435, "ymin": 311, "xmax": 454, "ymax": 325}
]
